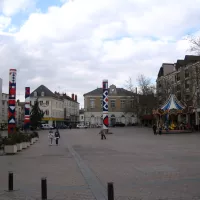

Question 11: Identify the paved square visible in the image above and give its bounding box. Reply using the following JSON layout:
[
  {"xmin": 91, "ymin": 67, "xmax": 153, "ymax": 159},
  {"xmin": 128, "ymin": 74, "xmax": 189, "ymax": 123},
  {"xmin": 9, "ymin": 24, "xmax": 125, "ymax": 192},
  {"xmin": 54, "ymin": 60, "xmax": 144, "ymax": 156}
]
[{"xmin": 0, "ymin": 127, "xmax": 200, "ymax": 199}]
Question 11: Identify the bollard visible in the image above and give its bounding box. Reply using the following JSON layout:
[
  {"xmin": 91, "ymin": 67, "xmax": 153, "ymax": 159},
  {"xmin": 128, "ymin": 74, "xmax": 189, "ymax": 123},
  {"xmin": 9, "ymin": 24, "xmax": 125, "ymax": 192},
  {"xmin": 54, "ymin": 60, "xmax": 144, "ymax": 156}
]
[
  {"xmin": 8, "ymin": 171, "xmax": 13, "ymax": 191},
  {"xmin": 41, "ymin": 177, "xmax": 47, "ymax": 200},
  {"xmin": 107, "ymin": 182, "xmax": 114, "ymax": 200}
]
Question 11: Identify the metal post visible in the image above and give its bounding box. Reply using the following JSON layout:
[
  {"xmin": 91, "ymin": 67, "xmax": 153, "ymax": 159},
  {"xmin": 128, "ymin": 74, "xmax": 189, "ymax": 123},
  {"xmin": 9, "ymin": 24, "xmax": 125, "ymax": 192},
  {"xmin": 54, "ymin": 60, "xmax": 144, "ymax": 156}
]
[
  {"xmin": 41, "ymin": 177, "xmax": 47, "ymax": 200},
  {"xmin": 107, "ymin": 182, "xmax": 114, "ymax": 200},
  {"xmin": 8, "ymin": 171, "xmax": 13, "ymax": 191}
]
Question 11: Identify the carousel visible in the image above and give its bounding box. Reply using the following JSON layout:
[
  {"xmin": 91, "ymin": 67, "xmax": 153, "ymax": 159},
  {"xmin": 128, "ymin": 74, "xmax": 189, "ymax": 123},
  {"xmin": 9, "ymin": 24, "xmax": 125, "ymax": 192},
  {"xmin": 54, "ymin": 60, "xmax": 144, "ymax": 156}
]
[{"xmin": 153, "ymin": 94, "xmax": 186, "ymax": 131}]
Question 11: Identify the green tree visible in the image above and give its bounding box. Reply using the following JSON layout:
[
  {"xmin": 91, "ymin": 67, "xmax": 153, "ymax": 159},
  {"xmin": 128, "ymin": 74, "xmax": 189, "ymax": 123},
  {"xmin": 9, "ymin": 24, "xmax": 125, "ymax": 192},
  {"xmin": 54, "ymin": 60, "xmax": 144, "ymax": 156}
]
[{"xmin": 30, "ymin": 99, "xmax": 44, "ymax": 130}]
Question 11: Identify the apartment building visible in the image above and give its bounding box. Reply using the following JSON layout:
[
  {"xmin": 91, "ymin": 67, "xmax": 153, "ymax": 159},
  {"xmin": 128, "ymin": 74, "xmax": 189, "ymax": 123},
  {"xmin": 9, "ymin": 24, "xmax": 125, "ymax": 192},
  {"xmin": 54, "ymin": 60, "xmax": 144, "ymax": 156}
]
[
  {"xmin": 30, "ymin": 85, "xmax": 79, "ymax": 126},
  {"xmin": 55, "ymin": 92, "xmax": 79, "ymax": 126},
  {"xmin": 156, "ymin": 55, "xmax": 200, "ymax": 127},
  {"xmin": 30, "ymin": 85, "xmax": 65, "ymax": 126},
  {"xmin": 83, "ymin": 84, "xmax": 137, "ymax": 126},
  {"xmin": 1, "ymin": 93, "xmax": 8, "ymax": 124},
  {"xmin": 0, "ymin": 78, "xmax": 2, "ymax": 124}
]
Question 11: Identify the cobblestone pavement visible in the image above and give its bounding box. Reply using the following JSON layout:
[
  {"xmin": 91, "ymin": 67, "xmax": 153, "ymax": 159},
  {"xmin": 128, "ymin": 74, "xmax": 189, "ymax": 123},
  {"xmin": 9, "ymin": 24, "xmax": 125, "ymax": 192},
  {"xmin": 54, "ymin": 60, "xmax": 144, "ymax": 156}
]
[{"xmin": 1, "ymin": 127, "xmax": 200, "ymax": 199}]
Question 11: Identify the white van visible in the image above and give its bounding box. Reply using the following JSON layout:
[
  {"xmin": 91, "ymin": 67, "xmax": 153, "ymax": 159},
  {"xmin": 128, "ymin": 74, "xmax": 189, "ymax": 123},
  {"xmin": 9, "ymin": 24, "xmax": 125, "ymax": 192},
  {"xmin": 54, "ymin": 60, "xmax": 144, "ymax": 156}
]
[{"xmin": 41, "ymin": 124, "xmax": 54, "ymax": 129}]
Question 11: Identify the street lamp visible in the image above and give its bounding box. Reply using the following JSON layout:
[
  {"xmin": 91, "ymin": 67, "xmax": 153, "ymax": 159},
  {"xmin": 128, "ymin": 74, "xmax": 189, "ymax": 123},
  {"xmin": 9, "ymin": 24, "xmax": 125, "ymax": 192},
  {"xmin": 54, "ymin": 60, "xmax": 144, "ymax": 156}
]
[{"xmin": 195, "ymin": 86, "xmax": 199, "ymax": 131}]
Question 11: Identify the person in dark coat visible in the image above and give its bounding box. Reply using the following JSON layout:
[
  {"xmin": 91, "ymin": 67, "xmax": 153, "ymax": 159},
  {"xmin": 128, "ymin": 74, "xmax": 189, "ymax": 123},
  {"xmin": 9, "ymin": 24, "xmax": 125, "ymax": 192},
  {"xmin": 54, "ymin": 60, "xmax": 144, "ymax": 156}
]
[
  {"xmin": 152, "ymin": 124, "xmax": 157, "ymax": 135},
  {"xmin": 159, "ymin": 126, "xmax": 162, "ymax": 135},
  {"xmin": 54, "ymin": 129, "xmax": 60, "ymax": 145}
]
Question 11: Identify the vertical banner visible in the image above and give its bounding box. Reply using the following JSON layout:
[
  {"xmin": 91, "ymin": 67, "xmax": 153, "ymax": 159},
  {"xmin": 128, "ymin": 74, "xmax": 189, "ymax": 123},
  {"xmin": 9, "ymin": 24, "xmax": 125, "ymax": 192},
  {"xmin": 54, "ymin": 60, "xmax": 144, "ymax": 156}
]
[
  {"xmin": 102, "ymin": 79, "xmax": 108, "ymax": 130},
  {"xmin": 24, "ymin": 87, "xmax": 30, "ymax": 130},
  {"xmin": 8, "ymin": 69, "xmax": 17, "ymax": 134}
]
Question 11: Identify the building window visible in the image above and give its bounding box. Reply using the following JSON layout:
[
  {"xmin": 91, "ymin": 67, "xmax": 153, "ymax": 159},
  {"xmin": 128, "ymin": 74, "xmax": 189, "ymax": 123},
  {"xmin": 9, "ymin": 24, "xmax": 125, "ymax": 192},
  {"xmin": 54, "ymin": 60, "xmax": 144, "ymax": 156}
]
[
  {"xmin": 41, "ymin": 91, "xmax": 45, "ymax": 96},
  {"xmin": 46, "ymin": 101, "xmax": 49, "ymax": 106},
  {"xmin": 185, "ymin": 69, "xmax": 189, "ymax": 78},
  {"xmin": 110, "ymin": 100, "xmax": 116, "ymax": 108},
  {"xmin": 100, "ymin": 99, "xmax": 103, "ymax": 108},
  {"xmin": 81, "ymin": 116, "xmax": 84, "ymax": 120},
  {"xmin": 176, "ymin": 73, "xmax": 180, "ymax": 82},
  {"xmin": 185, "ymin": 95, "xmax": 190, "ymax": 101},
  {"xmin": 121, "ymin": 100, "xmax": 125, "ymax": 108},
  {"xmin": 130, "ymin": 100, "xmax": 134, "ymax": 108},
  {"xmin": 34, "ymin": 91, "xmax": 37, "ymax": 97},
  {"xmin": 46, "ymin": 110, "xmax": 49, "ymax": 116},
  {"xmin": 90, "ymin": 99, "xmax": 95, "ymax": 108},
  {"xmin": 185, "ymin": 80, "xmax": 190, "ymax": 89}
]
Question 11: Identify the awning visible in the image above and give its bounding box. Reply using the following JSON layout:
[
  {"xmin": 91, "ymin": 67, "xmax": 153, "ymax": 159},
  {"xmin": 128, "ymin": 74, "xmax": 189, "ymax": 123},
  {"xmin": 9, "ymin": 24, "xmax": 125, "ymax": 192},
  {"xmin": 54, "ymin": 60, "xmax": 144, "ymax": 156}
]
[{"xmin": 161, "ymin": 94, "xmax": 184, "ymax": 110}]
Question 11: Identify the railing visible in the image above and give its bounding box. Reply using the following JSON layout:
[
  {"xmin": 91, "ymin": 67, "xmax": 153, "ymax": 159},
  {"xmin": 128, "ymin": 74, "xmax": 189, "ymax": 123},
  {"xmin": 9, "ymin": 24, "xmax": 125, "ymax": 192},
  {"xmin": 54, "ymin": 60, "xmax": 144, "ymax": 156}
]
[{"xmin": 5, "ymin": 171, "xmax": 115, "ymax": 200}]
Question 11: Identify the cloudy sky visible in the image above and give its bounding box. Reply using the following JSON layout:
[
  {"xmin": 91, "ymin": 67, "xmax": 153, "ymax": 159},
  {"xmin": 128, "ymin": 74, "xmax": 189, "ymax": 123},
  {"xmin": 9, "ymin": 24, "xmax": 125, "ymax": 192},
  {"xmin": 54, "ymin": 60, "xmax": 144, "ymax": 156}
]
[{"xmin": 0, "ymin": 0, "xmax": 199, "ymax": 107}]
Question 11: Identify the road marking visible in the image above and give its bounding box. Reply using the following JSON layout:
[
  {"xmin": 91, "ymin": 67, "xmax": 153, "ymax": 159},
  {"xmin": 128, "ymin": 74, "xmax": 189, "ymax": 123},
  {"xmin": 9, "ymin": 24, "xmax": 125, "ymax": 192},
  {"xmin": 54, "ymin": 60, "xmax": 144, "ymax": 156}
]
[{"xmin": 67, "ymin": 145, "xmax": 107, "ymax": 200}]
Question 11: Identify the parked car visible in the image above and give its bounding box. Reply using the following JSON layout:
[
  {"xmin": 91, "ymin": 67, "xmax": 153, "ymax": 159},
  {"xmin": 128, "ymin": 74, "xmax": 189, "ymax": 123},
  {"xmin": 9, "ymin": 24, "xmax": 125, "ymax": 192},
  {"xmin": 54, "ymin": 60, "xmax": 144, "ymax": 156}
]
[
  {"xmin": 96, "ymin": 124, "xmax": 102, "ymax": 128},
  {"xmin": 113, "ymin": 122, "xmax": 125, "ymax": 127},
  {"xmin": 41, "ymin": 124, "xmax": 54, "ymax": 129},
  {"xmin": 77, "ymin": 124, "xmax": 88, "ymax": 129}
]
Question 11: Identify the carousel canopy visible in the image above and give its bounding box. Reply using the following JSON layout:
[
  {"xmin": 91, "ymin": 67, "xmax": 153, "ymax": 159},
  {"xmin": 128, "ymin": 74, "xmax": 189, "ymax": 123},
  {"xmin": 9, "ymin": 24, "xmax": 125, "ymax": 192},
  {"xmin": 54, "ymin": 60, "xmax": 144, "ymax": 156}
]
[{"xmin": 161, "ymin": 94, "xmax": 185, "ymax": 111}]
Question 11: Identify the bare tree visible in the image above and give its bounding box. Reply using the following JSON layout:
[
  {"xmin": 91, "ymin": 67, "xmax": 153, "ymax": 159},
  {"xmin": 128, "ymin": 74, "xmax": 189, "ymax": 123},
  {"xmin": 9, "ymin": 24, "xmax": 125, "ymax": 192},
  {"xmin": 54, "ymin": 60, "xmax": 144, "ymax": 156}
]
[
  {"xmin": 124, "ymin": 77, "xmax": 139, "ymax": 116},
  {"xmin": 187, "ymin": 36, "xmax": 200, "ymax": 55},
  {"xmin": 137, "ymin": 74, "xmax": 156, "ymax": 95}
]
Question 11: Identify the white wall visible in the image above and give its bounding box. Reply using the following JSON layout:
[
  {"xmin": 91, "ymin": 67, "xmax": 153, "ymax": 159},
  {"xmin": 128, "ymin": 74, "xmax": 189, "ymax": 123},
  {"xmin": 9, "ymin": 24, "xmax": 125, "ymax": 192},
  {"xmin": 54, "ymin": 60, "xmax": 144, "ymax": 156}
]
[{"xmin": 84, "ymin": 111, "xmax": 137, "ymax": 125}]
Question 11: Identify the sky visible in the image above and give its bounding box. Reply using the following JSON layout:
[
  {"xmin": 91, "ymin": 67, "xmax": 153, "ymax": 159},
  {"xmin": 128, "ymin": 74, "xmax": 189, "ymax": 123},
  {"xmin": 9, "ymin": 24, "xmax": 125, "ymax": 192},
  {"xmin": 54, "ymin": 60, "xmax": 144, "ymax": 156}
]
[{"xmin": 0, "ymin": 0, "xmax": 199, "ymax": 108}]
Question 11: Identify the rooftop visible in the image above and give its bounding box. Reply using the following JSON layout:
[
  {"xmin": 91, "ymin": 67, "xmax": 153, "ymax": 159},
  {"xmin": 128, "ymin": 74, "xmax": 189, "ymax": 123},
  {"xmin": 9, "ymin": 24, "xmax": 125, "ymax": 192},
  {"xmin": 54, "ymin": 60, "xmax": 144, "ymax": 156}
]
[{"xmin": 83, "ymin": 87, "xmax": 134, "ymax": 96}]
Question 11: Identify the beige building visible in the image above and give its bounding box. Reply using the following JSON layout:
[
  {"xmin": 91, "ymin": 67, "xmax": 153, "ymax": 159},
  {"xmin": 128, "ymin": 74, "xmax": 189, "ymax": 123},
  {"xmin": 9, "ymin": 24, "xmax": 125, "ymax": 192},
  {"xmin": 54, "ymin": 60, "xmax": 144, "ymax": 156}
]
[
  {"xmin": 30, "ymin": 85, "xmax": 79, "ymax": 127},
  {"xmin": 83, "ymin": 84, "xmax": 137, "ymax": 126}
]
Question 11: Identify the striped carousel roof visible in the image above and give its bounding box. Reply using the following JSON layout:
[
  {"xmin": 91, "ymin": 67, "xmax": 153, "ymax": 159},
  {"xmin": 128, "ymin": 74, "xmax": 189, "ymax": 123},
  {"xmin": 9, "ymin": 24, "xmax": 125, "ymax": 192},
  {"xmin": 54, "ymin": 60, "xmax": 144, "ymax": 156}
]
[{"xmin": 161, "ymin": 94, "xmax": 185, "ymax": 110}]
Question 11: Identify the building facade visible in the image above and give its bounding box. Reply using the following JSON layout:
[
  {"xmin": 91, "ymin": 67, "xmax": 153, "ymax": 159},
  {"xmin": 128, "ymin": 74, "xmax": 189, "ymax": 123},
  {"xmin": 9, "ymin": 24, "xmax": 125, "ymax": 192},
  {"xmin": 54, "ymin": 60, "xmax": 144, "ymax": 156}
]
[
  {"xmin": 1, "ymin": 93, "xmax": 8, "ymax": 125},
  {"xmin": 79, "ymin": 108, "xmax": 85, "ymax": 125},
  {"xmin": 16, "ymin": 101, "xmax": 25, "ymax": 127},
  {"xmin": 156, "ymin": 55, "xmax": 200, "ymax": 128},
  {"xmin": 0, "ymin": 78, "xmax": 2, "ymax": 124},
  {"xmin": 30, "ymin": 85, "xmax": 79, "ymax": 127},
  {"xmin": 83, "ymin": 84, "xmax": 137, "ymax": 126}
]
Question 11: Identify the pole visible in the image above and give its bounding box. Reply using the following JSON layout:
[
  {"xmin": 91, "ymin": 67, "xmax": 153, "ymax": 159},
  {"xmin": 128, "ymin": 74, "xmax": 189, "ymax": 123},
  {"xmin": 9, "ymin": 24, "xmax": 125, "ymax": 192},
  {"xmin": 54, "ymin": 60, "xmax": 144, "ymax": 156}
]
[
  {"xmin": 8, "ymin": 171, "xmax": 13, "ymax": 191},
  {"xmin": 107, "ymin": 182, "xmax": 114, "ymax": 200},
  {"xmin": 8, "ymin": 69, "xmax": 17, "ymax": 134},
  {"xmin": 41, "ymin": 177, "xmax": 47, "ymax": 200},
  {"xmin": 102, "ymin": 80, "xmax": 108, "ymax": 132},
  {"xmin": 24, "ymin": 87, "xmax": 30, "ymax": 131}
]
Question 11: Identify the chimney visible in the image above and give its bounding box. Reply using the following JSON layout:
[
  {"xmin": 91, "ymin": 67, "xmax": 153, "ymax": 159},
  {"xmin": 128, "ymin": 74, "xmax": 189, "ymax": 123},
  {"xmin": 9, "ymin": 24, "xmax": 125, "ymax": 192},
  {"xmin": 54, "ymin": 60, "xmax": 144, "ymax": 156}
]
[
  {"xmin": 75, "ymin": 95, "xmax": 77, "ymax": 102},
  {"xmin": 72, "ymin": 93, "xmax": 74, "ymax": 100}
]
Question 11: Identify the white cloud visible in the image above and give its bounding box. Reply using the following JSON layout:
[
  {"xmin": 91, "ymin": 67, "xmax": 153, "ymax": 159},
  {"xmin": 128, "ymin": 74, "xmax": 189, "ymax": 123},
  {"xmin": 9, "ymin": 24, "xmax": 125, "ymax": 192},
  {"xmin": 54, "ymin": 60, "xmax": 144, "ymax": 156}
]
[
  {"xmin": 0, "ymin": 0, "xmax": 199, "ymax": 107},
  {"xmin": 0, "ymin": 0, "xmax": 34, "ymax": 16},
  {"xmin": 0, "ymin": 15, "xmax": 11, "ymax": 31}
]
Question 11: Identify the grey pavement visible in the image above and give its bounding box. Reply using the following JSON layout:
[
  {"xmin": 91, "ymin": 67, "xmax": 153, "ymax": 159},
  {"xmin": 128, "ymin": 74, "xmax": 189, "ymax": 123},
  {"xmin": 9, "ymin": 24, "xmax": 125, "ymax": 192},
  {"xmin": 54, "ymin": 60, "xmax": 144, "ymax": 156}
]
[{"xmin": 1, "ymin": 127, "xmax": 200, "ymax": 199}]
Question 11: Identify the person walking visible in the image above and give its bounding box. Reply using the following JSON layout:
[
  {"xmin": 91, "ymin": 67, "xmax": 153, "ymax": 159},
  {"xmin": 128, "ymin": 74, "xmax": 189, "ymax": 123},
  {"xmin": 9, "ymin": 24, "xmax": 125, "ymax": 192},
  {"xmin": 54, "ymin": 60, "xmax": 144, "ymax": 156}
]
[
  {"xmin": 99, "ymin": 129, "xmax": 106, "ymax": 140},
  {"xmin": 152, "ymin": 124, "xmax": 157, "ymax": 135},
  {"xmin": 159, "ymin": 126, "xmax": 162, "ymax": 135},
  {"xmin": 54, "ymin": 129, "xmax": 60, "ymax": 145},
  {"xmin": 48, "ymin": 128, "xmax": 54, "ymax": 145}
]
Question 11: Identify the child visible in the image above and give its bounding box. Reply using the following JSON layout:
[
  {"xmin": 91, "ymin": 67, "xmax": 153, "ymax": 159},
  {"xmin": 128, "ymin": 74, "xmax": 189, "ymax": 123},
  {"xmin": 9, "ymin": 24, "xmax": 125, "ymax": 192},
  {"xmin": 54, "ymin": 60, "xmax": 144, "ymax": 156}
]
[{"xmin": 48, "ymin": 129, "xmax": 54, "ymax": 145}]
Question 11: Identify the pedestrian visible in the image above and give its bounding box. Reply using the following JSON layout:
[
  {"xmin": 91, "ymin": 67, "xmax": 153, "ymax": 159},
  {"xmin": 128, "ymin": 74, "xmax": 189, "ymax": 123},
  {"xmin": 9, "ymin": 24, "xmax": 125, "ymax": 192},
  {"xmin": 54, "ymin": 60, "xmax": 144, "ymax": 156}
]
[
  {"xmin": 159, "ymin": 126, "xmax": 162, "ymax": 135},
  {"xmin": 48, "ymin": 128, "xmax": 54, "ymax": 145},
  {"xmin": 99, "ymin": 129, "xmax": 106, "ymax": 140},
  {"xmin": 152, "ymin": 124, "xmax": 157, "ymax": 135},
  {"xmin": 54, "ymin": 129, "xmax": 60, "ymax": 145}
]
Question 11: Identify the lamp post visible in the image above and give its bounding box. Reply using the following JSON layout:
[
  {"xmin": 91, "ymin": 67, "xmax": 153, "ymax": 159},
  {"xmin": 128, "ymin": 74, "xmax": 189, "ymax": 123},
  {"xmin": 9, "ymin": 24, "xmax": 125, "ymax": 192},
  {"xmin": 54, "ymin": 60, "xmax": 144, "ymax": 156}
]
[{"xmin": 195, "ymin": 86, "xmax": 199, "ymax": 131}]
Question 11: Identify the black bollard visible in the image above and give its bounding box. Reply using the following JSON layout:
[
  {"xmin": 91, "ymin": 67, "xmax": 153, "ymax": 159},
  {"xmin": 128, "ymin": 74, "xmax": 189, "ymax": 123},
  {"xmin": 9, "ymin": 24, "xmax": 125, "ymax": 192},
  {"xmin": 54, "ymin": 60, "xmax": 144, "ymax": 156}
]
[
  {"xmin": 41, "ymin": 178, "xmax": 47, "ymax": 200},
  {"xmin": 107, "ymin": 182, "xmax": 114, "ymax": 200},
  {"xmin": 8, "ymin": 172, "xmax": 13, "ymax": 191}
]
